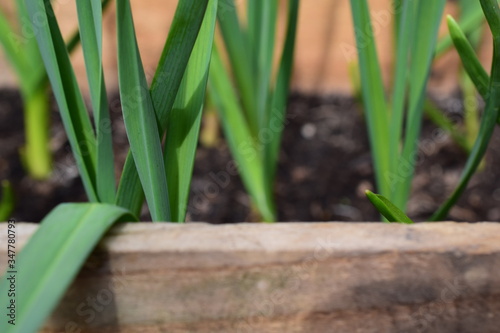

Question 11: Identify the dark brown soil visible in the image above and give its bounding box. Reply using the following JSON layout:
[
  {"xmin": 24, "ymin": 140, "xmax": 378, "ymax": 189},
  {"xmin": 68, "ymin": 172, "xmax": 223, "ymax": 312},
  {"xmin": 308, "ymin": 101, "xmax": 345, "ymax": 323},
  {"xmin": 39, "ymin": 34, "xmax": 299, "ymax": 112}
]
[{"xmin": 1, "ymin": 89, "xmax": 499, "ymax": 222}]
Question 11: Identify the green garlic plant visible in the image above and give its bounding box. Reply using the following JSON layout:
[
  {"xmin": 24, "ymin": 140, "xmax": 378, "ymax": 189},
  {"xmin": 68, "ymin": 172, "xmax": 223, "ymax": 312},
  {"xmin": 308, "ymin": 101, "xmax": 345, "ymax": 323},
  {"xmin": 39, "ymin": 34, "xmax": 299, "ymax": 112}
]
[
  {"xmin": 349, "ymin": 0, "xmax": 446, "ymax": 216},
  {"xmin": 0, "ymin": 0, "xmax": 218, "ymax": 332},
  {"xmin": 431, "ymin": 0, "xmax": 500, "ymax": 220},
  {"xmin": 209, "ymin": 0, "xmax": 300, "ymax": 222},
  {"xmin": 367, "ymin": 0, "xmax": 500, "ymax": 222},
  {"xmin": 0, "ymin": 0, "xmax": 52, "ymax": 179},
  {"xmin": 0, "ymin": 0, "xmax": 108, "ymax": 179}
]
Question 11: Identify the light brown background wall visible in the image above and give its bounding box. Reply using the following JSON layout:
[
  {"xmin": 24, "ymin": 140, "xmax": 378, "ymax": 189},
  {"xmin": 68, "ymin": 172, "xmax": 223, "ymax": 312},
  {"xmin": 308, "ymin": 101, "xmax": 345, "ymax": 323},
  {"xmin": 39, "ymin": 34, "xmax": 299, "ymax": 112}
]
[{"xmin": 0, "ymin": 0, "xmax": 492, "ymax": 96}]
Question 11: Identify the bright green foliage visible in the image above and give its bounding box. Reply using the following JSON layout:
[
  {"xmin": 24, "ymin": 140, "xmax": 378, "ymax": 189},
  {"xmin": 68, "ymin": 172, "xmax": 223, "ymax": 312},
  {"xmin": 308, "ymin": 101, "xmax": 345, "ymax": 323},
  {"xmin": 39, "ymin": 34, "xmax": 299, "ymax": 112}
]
[
  {"xmin": 365, "ymin": 190, "xmax": 413, "ymax": 224},
  {"xmin": 116, "ymin": 0, "xmax": 172, "ymax": 221},
  {"xmin": 349, "ymin": 0, "xmax": 446, "ymax": 216},
  {"xmin": 26, "ymin": 0, "xmax": 100, "ymax": 201},
  {"xmin": 164, "ymin": 9, "xmax": 218, "ymax": 222},
  {"xmin": 209, "ymin": 0, "xmax": 300, "ymax": 222},
  {"xmin": 77, "ymin": 0, "xmax": 116, "ymax": 203},
  {"xmin": 432, "ymin": 0, "xmax": 500, "ymax": 220},
  {"xmin": 447, "ymin": 16, "xmax": 490, "ymax": 102},
  {"xmin": 26, "ymin": 0, "xmax": 217, "ymax": 221},
  {"xmin": 0, "ymin": 204, "xmax": 135, "ymax": 333},
  {"xmin": 0, "ymin": 1, "xmax": 218, "ymax": 331},
  {"xmin": 116, "ymin": 0, "xmax": 213, "ymax": 219}
]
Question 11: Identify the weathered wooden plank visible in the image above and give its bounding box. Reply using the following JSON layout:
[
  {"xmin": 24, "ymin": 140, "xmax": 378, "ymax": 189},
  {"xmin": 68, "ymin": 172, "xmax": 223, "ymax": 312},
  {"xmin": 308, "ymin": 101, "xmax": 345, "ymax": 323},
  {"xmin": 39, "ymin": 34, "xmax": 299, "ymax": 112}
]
[{"xmin": 1, "ymin": 222, "xmax": 500, "ymax": 332}]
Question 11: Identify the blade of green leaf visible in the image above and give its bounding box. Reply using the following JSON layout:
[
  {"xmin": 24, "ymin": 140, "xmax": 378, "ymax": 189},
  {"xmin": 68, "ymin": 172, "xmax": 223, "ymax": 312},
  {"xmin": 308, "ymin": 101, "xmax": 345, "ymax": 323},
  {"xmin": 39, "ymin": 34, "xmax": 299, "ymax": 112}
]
[
  {"xmin": 394, "ymin": 0, "xmax": 446, "ymax": 211},
  {"xmin": 209, "ymin": 45, "xmax": 276, "ymax": 222},
  {"xmin": 31, "ymin": 0, "xmax": 114, "ymax": 92},
  {"xmin": 255, "ymin": 0, "xmax": 277, "ymax": 131},
  {"xmin": 388, "ymin": 0, "xmax": 417, "ymax": 190},
  {"xmin": 266, "ymin": 0, "xmax": 299, "ymax": 183},
  {"xmin": 76, "ymin": 0, "xmax": 116, "ymax": 203},
  {"xmin": 163, "ymin": 0, "xmax": 218, "ymax": 222},
  {"xmin": 365, "ymin": 190, "xmax": 414, "ymax": 224},
  {"xmin": 116, "ymin": 0, "xmax": 210, "ymax": 217},
  {"xmin": 0, "ymin": 203, "xmax": 135, "ymax": 333},
  {"xmin": 435, "ymin": 3, "xmax": 484, "ymax": 57},
  {"xmin": 217, "ymin": 0, "xmax": 258, "ymax": 135},
  {"xmin": 432, "ymin": 0, "xmax": 500, "ymax": 221},
  {"xmin": 26, "ymin": 0, "xmax": 98, "ymax": 201},
  {"xmin": 393, "ymin": 0, "xmax": 402, "ymax": 45},
  {"xmin": 447, "ymin": 16, "xmax": 490, "ymax": 99},
  {"xmin": 150, "ymin": 0, "xmax": 210, "ymax": 130},
  {"xmin": 247, "ymin": 0, "xmax": 262, "ymax": 59},
  {"xmin": 447, "ymin": 14, "xmax": 500, "ymax": 124},
  {"xmin": 349, "ymin": 0, "xmax": 391, "ymax": 197},
  {"xmin": 0, "ymin": 180, "xmax": 14, "ymax": 221},
  {"xmin": 116, "ymin": 0, "xmax": 170, "ymax": 222}
]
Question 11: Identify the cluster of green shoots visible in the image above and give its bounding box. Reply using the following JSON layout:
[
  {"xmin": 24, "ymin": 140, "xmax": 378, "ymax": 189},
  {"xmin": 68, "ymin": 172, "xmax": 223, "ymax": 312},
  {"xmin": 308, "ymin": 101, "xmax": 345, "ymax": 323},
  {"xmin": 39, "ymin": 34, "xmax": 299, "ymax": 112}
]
[
  {"xmin": 359, "ymin": 0, "xmax": 500, "ymax": 222},
  {"xmin": 210, "ymin": 0, "xmax": 299, "ymax": 222},
  {"xmin": 2, "ymin": 0, "xmax": 500, "ymax": 331}
]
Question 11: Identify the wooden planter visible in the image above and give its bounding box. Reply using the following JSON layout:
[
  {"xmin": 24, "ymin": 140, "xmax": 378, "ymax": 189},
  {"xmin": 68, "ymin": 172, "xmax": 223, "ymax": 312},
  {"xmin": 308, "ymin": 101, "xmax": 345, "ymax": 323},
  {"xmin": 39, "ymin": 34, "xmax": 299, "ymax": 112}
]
[{"xmin": 1, "ymin": 222, "xmax": 500, "ymax": 332}]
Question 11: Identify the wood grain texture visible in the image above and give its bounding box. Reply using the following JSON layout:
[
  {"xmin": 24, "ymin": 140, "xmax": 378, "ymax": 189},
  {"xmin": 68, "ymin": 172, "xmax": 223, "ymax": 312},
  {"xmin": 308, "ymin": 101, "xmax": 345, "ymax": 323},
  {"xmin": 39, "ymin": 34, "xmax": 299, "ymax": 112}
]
[{"xmin": 1, "ymin": 222, "xmax": 500, "ymax": 332}]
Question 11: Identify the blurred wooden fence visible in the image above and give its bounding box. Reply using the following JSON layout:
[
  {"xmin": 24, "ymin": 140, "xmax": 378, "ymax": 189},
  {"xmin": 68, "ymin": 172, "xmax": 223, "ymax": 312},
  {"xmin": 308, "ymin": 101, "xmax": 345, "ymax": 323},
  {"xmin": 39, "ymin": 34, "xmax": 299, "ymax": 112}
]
[{"xmin": 0, "ymin": 0, "xmax": 492, "ymax": 96}]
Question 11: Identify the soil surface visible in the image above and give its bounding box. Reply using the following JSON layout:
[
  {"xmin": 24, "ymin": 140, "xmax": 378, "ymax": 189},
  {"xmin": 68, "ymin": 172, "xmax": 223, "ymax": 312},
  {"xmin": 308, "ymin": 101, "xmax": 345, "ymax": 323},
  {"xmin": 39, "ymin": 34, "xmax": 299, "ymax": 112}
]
[{"xmin": 1, "ymin": 89, "xmax": 500, "ymax": 222}]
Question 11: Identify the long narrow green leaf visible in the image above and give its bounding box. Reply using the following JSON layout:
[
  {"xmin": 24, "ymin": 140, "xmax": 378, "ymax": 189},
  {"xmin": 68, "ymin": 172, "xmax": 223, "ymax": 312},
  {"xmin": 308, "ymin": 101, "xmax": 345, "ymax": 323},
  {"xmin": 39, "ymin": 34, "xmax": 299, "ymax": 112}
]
[
  {"xmin": 447, "ymin": 15, "xmax": 500, "ymax": 125},
  {"xmin": 395, "ymin": 0, "xmax": 446, "ymax": 211},
  {"xmin": 349, "ymin": 0, "xmax": 391, "ymax": 197},
  {"xmin": 116, "ymin": 0, "xmax": 170, "ymax": 222},
  {"xmin": 0, "ymin": 204, "xmax": 135, "ymax": 333},
  {"xmin": 432, "ymin": 0, "xmax": 500, "ymax": 221},
  {"xmin": 266, "ymin": 0, "xmax": 300, "ymax": 183},
  {"xmin": 164, "ymin": 0, "xmax": 218, "ymax": 222},
  {"xmin": 150, "ymin": 0, "xmax": 210, "ymax": 129},
  {"xmin": 447, "ymin": 16, "xmax": 490, "ymax": 99},
  {"xmin": 435, "ymin": 3, "xmax": 485, "ymax": 57},
  {"xmin": 116, "ymin": 0, "xmax": 210, "ymax": 216},
  {"xmin": 255, "ymin": 0, "xmax": 277, "ymax": 131},
  {"xmin": 393, "ymin": 0, "xmax": 403, "ymax": 45},
  {"xmin": 31, "ymin": 0, "xmax": 114, "ymax": 92},
  {"xmin": 217, "ymin": 0, "xmax": 258, "ymax": 135},
  {"xmin": 365, "ymin": 190, "xmax": 414, "ymax": 224},
  {"xmin": 26, "ymin": 0, "xmax": 98, "ymax": 201},
  {"xmin": 76, "ymin": 0, "xmax": 116, "ymax": 203},
  {"xmin": 247, "ymin": 0, "xmax": 262, "ymax": 60},
  {"xmin": 209, "ymin": 45, "xmax": 276, "ymax": 222},
  {"xmin": 388, "ymin": 0, "xmax": 417, "ymax": 190}
]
